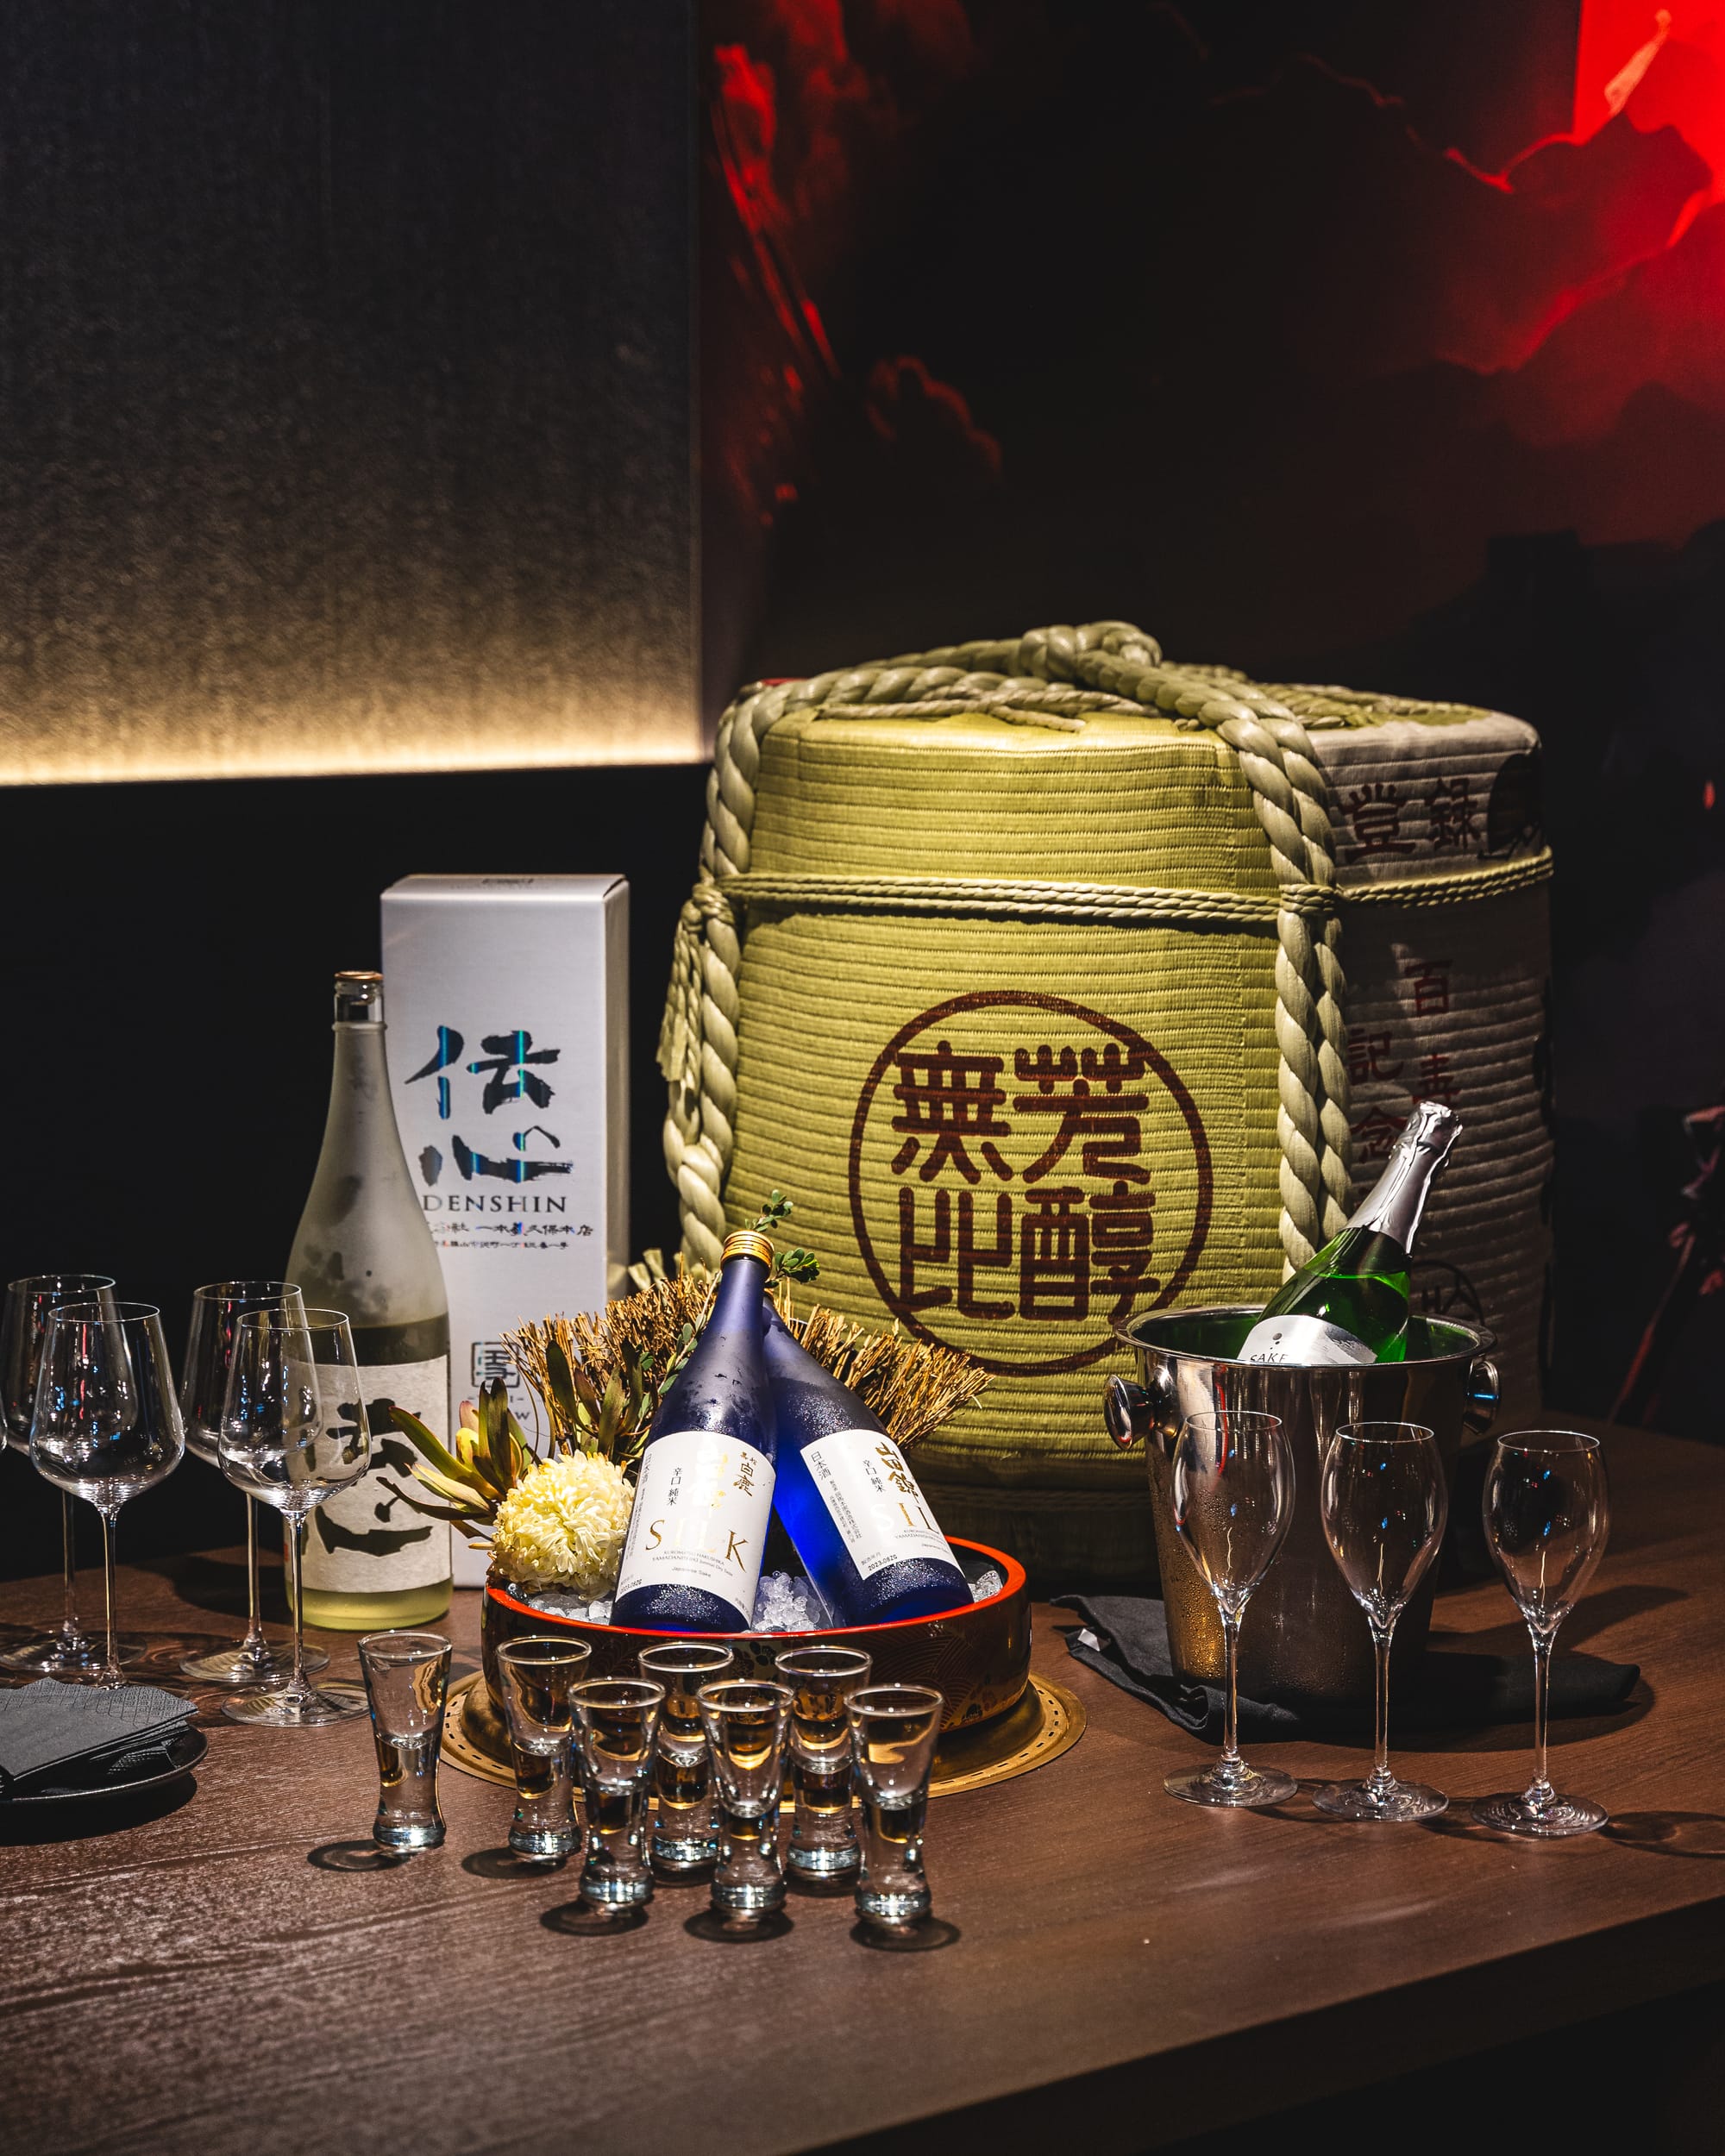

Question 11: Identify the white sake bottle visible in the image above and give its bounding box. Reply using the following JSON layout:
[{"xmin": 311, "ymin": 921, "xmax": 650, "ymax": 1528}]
[{"xmin": 286, "ymin": 970, "xmax": 453, "ymax": 1628}]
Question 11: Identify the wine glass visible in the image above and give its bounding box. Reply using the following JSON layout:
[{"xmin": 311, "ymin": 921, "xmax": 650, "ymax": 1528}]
[
  {"xmin": 1314, "ymin": 1421, "xmax": 1449, "ymax": 1821},
  {"xmin": 217, "ymin": 1307, "xmax": 371, "ymax": 1727},
  {"xmin": 178, "ymin": 1280, "xmax": 328, "ymax": 1686},
  {"xmin": 1164, "ymin": 1409, "xmax": 1298, "ymax": 1808},
  {"xmin": 1473, "ymin": 1431, "xmax": 1612, "ymax": 1838},
  {"xmin": 0, "ymin": 1273, "xmax": 121, "ymax": 1676},
  {"xmin": 28, "ymin": 1300, "xmax": 185, "ymax": 1688}
]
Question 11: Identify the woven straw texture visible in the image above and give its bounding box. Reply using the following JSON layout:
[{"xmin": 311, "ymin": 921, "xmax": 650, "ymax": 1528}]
[{"xmin": 660, "ymin": 625, "xmax": 1550, "ymax": 1577}]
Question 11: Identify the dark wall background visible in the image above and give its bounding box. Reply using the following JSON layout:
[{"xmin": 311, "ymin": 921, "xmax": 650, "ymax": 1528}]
[{"xmin": 0, "ymin": 766, "xmax": 706, "ymax": 1581}]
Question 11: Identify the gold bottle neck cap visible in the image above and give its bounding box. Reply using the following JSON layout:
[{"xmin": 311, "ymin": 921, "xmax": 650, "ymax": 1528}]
[{"xmin": 721, "ymin": 1231, "xmax": 775, "ymax": 1268}]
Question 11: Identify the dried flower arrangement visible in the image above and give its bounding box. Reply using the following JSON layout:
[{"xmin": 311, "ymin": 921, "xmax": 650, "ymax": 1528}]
[{"xmin": 386, "ymin": 1194, "xmax": 989, "ymax": 1594}]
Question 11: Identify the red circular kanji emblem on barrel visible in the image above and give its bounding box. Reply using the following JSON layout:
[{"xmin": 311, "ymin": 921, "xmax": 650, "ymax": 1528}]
[{"xmin": 847, "ymin": 992, "xmax": 1212, "ymax": 1376}]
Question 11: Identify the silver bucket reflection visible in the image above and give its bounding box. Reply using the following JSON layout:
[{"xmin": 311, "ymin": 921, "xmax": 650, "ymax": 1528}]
[{"xmin": 1106, "ymin": 1307, "xmax": 1497, "ymax": 1712}]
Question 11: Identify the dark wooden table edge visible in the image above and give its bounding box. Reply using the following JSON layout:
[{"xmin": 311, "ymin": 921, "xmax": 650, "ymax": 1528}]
[{"xmin": 799, "ymin": 1897, "xmax": 1725, "ymax": 2156}]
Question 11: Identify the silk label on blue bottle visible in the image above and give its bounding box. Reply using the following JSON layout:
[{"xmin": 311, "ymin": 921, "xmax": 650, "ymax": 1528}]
[
  {"xmin": 614, "ymin": 1430, "xmax": 775, "ymax": 1606},
  {"xmin": 800, "ymin": 1430, "xmax": 955, "ymax": 1582}
]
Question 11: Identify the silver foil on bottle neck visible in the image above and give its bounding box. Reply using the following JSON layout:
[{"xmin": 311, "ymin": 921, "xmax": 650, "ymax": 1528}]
[{"xmin": 1346, "ymin": 1100, "xmax": 1461, "ymax": 1247}]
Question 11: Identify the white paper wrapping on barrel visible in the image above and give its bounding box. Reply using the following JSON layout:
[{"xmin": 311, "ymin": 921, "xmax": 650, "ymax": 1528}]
[{"xmin": 660, "ymin": 627, "xmax": 1551, "ymax": 1581}]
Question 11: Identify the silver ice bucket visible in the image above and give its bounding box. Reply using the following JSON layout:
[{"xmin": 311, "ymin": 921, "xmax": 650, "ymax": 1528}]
[{"xmin": 1106, "ymin": 1307, "xmax": 1498, "ymax": 1712}]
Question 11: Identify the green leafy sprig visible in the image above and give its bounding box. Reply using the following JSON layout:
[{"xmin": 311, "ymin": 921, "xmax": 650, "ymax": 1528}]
[{"xmin": 753, "ymin": 1189, "xmax": 819, "ymax": 1284}]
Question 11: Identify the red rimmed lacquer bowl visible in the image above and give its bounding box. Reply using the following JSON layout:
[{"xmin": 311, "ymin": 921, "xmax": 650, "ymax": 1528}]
[{"xmin": 466, "ymin": 1538, "xmax": 1031, "ymax": 1768}]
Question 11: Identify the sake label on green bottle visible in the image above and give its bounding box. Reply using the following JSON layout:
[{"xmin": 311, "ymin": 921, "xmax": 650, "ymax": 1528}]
[
  {"xmin": 1238, "ymin": 1314, "xmax": 1376, "ymax": 1367},
  {"xmin": 300, "ymin": 1354, "xmax": 453, "ymax": 1594},
  {"xmin": 615, "ymin": 1430, "xmax": 775, "ymax": 1604},
  {"xmin": 800, "ymin": 1429, "xmax": 956, "ymax": 1581}
]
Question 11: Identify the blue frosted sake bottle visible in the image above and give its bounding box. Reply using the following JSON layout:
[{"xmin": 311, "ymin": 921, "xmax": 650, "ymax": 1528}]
[
  {"xmin": 612, "ymin": 1232, "xmax": 777, "ymax": 1633},
  {"xmin": 762, "ymin": 1304, "xmax": 970, "ymax": 1625}
]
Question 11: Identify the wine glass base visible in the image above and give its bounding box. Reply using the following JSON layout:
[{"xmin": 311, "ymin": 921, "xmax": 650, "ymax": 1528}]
[
  {"xmin": 0, "ymin": 1632, "xmax": 147, "ymax": 1677},
  {"xmin": 1471, "ymin": 1790, "xmax": 1608, "ymax": 1838},
  {"xmin": 1314, "ymin": 1777, "xmax": 1448, "ymax": 1822},
  {"xmin": 221, "ymin": 1680, "xmax": 368, "ymax": 1727},
  {"xmin": 1165, "ymin": 1762, "xmax": 1297, "ymax": 1809},
  {"xmin": 179, "ymin": 1639, "xmax": 328, "ymax": 1686}
]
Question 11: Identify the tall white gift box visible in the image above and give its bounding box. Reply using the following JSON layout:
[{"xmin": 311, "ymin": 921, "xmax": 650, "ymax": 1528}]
[{"xmin": 381, "ymin": 874, "xmax": 629, "ymax": 1585}]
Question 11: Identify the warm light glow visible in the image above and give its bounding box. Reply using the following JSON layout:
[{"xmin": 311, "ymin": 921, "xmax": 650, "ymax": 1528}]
[{"xmin": 0, "ymin": 694, "xmax": 705, "ymax": 787}]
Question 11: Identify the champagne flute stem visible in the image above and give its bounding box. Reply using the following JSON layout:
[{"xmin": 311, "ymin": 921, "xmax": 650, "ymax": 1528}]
[
  {"xmin": 98, "ymin": 1507, "xmax": 122, "ymax": 1688},
  {"xmin": 241, "ymin": 1497, "xmax": 267, "ymax": 1654},
  {"xmin": 1220, "ymin": 1611, "xmax": 1243, "ymax": 1774},
  {"xmin": 1368, "ymin": 1619, "xmax": 1396, "ymax": 1799},
  {"xmin": 286, "ymin": 1514, "xmax": 309, "ymax": 1699},
  {"xmin": 59, "ymin": 1489, "xmax": 80, "ymax": 1642},
  {"xmin": 1527, "ymin": 1626, "xmax": 1556, "ymax": 1809}
]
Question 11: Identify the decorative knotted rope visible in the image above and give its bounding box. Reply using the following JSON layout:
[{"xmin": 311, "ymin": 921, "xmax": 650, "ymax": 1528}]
[{"xmin": 658, "ymin": 620, "xmax": 1549, "ymax": 1275}]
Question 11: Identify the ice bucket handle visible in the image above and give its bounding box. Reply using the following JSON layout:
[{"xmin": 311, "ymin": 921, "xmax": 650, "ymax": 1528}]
[
  {"xmin": 1464, "ymin": 1351, "xmax": 1500, "ymax": 1437},
  {"xmin": 1105, "ymin": 1376, "xmax": 1151, "ymax": 1449}
]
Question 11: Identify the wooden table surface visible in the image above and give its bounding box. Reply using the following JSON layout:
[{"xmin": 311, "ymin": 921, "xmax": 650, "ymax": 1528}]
[{"xmin": 1, "ymin": 1424, "xmax": 1721, "ymax": 2156}]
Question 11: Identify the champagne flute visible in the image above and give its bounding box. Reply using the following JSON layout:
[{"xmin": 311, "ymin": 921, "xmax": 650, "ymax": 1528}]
[
  {"xmin": 1314, "ymin": 1421, "xmax": 1449, "ymax": 1821},
  {"xmin": 29, "ymin": 1301, "xmax": 185, "ymax": 1688},
  {"xmin": 1164, "ymin": 1409, "xmax": 1297, "ymax": 1808},
  {"xmin": 178, "ymin": 1280, "xmax": 327, "ymax": 1686},
  {"xmin": 0, "ymin": 1273, "xmax": 119, "ymax": 1676},
  {"xmin": 1473, "ymin": 1431, "xmax": 1612, "ymax": 1838},
  {"xmin": 217, "ymin": 1307, "xmax": 371, "ymax": 1727}
]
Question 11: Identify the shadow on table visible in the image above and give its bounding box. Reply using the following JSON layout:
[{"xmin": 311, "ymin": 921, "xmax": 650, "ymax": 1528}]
[
  {"xmin": 308, "ymin": 1839, "xmax": 411, "ymax": 1873},
  {"xmin": 1434, "ymin": 1582, "xmax": 1686, "ymax": 1660},
  {"xmin": 463, "ymin": 1846, "xmax": 568, "ymax": 1881},
  {"xmin": 542, "ymin": 1898, "xmax": 649, "ymax": 1938},
  {"xmin": 1397, "ymin": 1685, "xmax": 1655, "ymax": 1756},
  {"xmin": 1605, "ymin": 1811, "xmax": 1725, "ymax": 1858},
  {"xmin": 135, "ymin": 1549, "xmax": 288, "ymax": 1624},
  {"xmin": 0, "ymin": 1773, "xmax": 197, "ymax": 1846}
]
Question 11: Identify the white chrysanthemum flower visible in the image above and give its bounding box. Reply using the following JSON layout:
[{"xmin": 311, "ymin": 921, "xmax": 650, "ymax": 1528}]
[{"xmin": 488, "ymin": 1451, "xmax": 636, "ymax": 1595}]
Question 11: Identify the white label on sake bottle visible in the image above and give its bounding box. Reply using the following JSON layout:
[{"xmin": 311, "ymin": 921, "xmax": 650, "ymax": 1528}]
[
  {"xmin": 615, "ymin": 1430, "xmax": 775, "ymax": 1605},
  {"xmin": 1237, "ymin": 1315, "xmax": 1376, "ymax": 1367},
  {"xmin": 800, "ymin": 1429, "xmax": 957, "ymax": 1582},
  {"xmin": 300, "ymin": 1355, "xmax": 454, "ymax": 1593}
]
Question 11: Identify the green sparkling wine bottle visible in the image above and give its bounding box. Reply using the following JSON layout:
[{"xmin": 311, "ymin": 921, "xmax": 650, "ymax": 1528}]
[{"xmin": 1239, "ymin": 1101, "xmax": 1461, "ymax": 1366}]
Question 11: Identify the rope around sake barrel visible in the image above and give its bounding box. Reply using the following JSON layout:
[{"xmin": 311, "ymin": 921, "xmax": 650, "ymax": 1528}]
[{"xmin": 658, "ymin": 620, "xmax": 1548, "ymax": 1275}]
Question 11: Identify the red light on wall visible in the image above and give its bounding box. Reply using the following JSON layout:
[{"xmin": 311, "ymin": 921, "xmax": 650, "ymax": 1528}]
[{"xmin": 1575, "ymin": 3, "xmax": 1725, "ymax": 221}]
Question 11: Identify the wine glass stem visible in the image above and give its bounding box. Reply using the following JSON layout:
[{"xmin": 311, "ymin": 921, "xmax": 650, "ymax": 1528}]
[
  {"xmin": 1368, "ymin": 1620, "xmax": 1396, "ymax": 1797},
  {"xmin": 59, "ymin": 1489, "xmax": 81, "ymax": 1642},
  {"xmin": 242, "ymin": 1498, "xmax": 267, "ymax": 1653},
  {"xmin": 97, "ymin": 1507, "xmax": 122, "ymax": 1688},
  {"xmin": 286, "ymin": 1514, "xmax": 310, "ymax": 1697},
  {"xmin": 1527, "ymin": 1626, "xmax": 1555, "ymax": 1807},
  {"xmin": 1220, "ymin": 1612, "xmax": 1243, "ymax": 1771}
]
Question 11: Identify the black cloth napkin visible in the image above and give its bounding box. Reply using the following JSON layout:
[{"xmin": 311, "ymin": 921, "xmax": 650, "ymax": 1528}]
[
  {"xmin": 0, "ymin": 1678, "xmax": 196, "ymax": 1796},
  {"xmin": 1053, "ymin": 1595, "xmax": 1640, "ymax": 1745}
]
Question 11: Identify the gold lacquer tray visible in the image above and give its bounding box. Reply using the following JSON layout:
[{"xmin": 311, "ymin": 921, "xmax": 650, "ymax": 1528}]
[{"xmin": 442, "ymin": 1669, "xmax": 1083, "ymax": 1800}]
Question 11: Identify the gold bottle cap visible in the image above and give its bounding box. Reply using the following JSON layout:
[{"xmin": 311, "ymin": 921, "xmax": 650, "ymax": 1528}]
[
  {"xmin": 333, "ymin": 970, "xmax": 385, "ymax": 1025},
  {"xmin": 721, "ymin": 1230, "xmax": 775, "ymax": 1267}
]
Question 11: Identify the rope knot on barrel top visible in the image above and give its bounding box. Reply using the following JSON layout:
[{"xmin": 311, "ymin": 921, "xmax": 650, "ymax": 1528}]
[{"xmin": 661, "ymin": 620, "xmax": 1357, "ymax": 1275}]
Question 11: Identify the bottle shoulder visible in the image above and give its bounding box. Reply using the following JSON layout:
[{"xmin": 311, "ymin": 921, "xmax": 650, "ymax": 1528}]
[
  {"xmin": 294, "ymin": 1025, "xmax": 447, "ymax": 1325},
  {"xmin": 762, "ymin": 1311, "xmax": 886, "ymax": 1439}
]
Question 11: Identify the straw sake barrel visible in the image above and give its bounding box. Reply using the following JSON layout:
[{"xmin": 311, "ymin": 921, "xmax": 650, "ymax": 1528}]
[{"xmin": 660, "ymin": 624, "xmax": 1551, "ymax": 1587}]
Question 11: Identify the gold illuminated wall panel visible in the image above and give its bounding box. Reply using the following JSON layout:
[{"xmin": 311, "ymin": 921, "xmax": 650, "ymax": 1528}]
[{"xmin": 0, "ymin": 3, "xmax": 701, "ymax": 782}]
